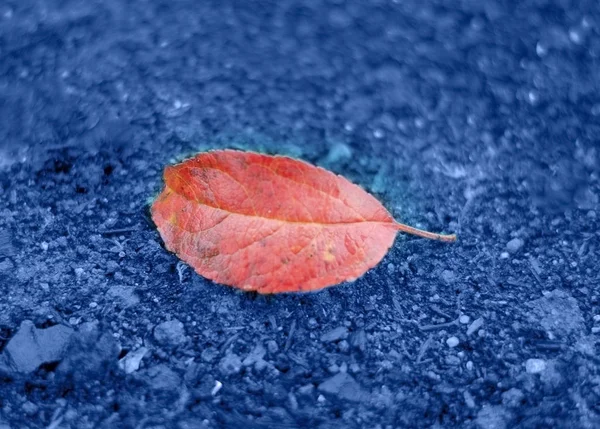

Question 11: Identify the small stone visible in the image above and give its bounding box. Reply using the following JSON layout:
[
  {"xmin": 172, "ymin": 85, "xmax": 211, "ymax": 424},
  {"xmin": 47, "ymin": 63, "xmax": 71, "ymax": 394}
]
[
  {"xmin": 464, "ymin": 390, "xmax": 476, "ymax": 408},
  {"xmin": 201, "ymin": 347, "xmax": 219, "ymax": 363},
  {"xmin": 318, "ymin": 372, "xmax": 363, "ymax": 402},
  {"xmin": 338, "ymin": 340, "xmax": 350, "ymax": 353},
  {"xmin": 446, "ymin": 336, "xmax": 460, "ymax": 348},
  {"xmin": 211, "ymin": 380, "xmax": 223, "ymax": 396},
  {"xmin": 502, "ymin": 388, "xmax": 524, "ymax": 407},
  {"xmin": 442, "ymin": 270, "xmax": 456, "ymax": 283},
  {"xmin": 459, "ymin": 315, "xmax": 470, "ymax": 324},
  {"xmin": 154, "ymin": 319, "xmax": 187, "ymax": 347},
  {"xmin": 107, "ymin": 285, "xmax": 139, "ymax": 307},
  {"xmin": 320, "ymin": 327, "xmax": 348, "ymax": 343},
  {"xmin": 144, "ymin": 364, "xmax": 181, "ymax": 391},
  {"xmin": 298, "ymin": 384, "xmax": 314, "ymax": 397},
  {"xmin": 219, "ymin": 352, "xmax": 242, "ymax": 375},
  {"xmin": 5, "ymin": 320, "xmax": 74, "ymax": 373},
  {"xmin": 540, "ymin": 360, "xmax": 563, "ymax": 391},
  {"xmin": 21, "ymin": 401, "xmax": 38, "ymax": 416},
  {"xmin": 467, "ymin": 318, "xmax": 484, "ymax": 336},
  {"xmin": 0, "ymin": 259, "xmax": 14, "ymax": 273},
  {"xmin": 349, "ymin": 330, "xmax": 366, "ymax": 351},
  {"xmin": 119, "ymin": 347, "xmax": 148, "ymax": 374},
  {"xmin": 242, "ymin": 344, "xmax": 266, "ymax": 366},
  {"xmin": 506, "ymin": 238, "xmax": 524, "ymax": 253},
  {"xmin": 525, "ymin": 358, "xmax": 546, "ymax": 374},
  {"xmin": 446, "ymin": 355, "xmax": 461, "ymax": 366},
  {"xmin": 525, "ymin": 289, "xmax": 584, "ymax": 338},
  {"xmin": 475, "ymin": 405, "xmax": 511, "ymax": 429},
  {"xmin": 266, "ymin": 340, "xmax": 279, "ymax": 354}
]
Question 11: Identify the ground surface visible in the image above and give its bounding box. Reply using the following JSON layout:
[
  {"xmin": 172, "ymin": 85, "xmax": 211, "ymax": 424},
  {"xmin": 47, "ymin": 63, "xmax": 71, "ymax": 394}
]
[{"xmin": 0, "ymin": 0, "xmax": 599, "ymax": 428}]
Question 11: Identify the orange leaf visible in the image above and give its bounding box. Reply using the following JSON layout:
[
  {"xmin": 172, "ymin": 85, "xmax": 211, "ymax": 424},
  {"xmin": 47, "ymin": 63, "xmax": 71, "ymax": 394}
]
[{"xmin": 151, "ymin": 150, "xmax": 455, "ymax": 294}]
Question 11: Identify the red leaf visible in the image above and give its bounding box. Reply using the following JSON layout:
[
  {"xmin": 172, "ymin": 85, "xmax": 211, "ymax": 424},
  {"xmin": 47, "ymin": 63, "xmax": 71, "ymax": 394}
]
[{"xmin": 151, "ymin": 150, "xmax": 455, "ymax": 293}]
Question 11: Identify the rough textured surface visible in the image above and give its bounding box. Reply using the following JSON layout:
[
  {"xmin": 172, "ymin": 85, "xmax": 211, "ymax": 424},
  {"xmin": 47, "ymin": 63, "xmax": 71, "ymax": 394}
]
[{"xmin": 1, "ymin": 0, "xmax": 599, "ymax": 428}]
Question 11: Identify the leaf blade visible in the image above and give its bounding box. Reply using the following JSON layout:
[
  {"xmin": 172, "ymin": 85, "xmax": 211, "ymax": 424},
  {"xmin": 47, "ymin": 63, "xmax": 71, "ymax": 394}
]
[{"xmin": 151, "ymin": 150, "xmax": 447, "ymax": 293}]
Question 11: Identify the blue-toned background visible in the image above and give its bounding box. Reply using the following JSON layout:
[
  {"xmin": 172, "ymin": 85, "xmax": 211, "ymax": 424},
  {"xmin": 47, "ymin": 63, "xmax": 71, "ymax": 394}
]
[{"xmin": 0, "ymin": 0, "xmax": 598, "ymax": 428}]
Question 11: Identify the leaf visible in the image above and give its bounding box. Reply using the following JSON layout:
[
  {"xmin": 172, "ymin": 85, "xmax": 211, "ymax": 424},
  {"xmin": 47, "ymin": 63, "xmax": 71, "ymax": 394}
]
[{"xmin": 151, "ymin": 150, "xmax": 455, "ymax": 294}]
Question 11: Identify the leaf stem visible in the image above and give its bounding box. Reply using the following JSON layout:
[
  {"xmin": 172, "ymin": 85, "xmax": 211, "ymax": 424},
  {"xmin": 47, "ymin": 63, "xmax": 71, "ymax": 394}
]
[{"xmin": 394, "ymin": 222, "xmax": 457, "ymax": 242}]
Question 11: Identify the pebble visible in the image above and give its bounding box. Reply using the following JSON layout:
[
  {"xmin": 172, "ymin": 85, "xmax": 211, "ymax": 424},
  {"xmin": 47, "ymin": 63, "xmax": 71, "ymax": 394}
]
[
  {"xmin": 266, "ymin": 340, "xmax": 279, "ymax": 354},
  {"xmin": 446, "ymin": 355, "xmax": 461, "ymax": 366},
  {"xmin": 318, "ymin": 372, "xmax": 364, "ymax": 402},
  {"xmin": 144, "ymin": 364, "xmax": 181, "ymax": 391},
  {"xmin": 506, "ymin": 238, "xmax": 524, "ymax": 253},
  {"xmin": 502, "ymin": 388, "xmax": 524, "ymax": 407},
  {"xmin": 211, "ymin": 380, "xmax": 223, "ymax": 396},
  {"xmin": 219, "ymin": 352, "xmax": 242, "ymax": 375},
  {"xmin": 153, "ymin": 319, "xmax": 187, "ymax": 347},
  {"xmin": 459, "ymin": 315, "xmax": 470, "ymax": 324},
  {"xmin": 467, "ymin": 318, "xmax": 484, "ymax": 336},
  {"xmin": 118, "ymin": 347, "xmax": 148, "ymax": 374},
  {"xmin": 464, "ymin": 390, "xmax": 476, "ymax": 408},
  {"xmin": 4, "ymin": 320, "xmax": 74, "ymax": 373},
  {"xmin": 525, "ymin": 358, "xmax": 546, "ymax": 374},
  {"xmin": 320, "ymin": 327, "xmax": 348, "ymax": 343},
  {"xmin": 201, "ymin": 347, "xmax": 219, "ymax": 363},
  {"xmin": 475, "ymin": 405, "xmax": 511, "ymax": 429},
  {"xmin": 21, "ymin": 401, "xmax": 38, "ymax": 416},
  {"xmin": 297, "ymin": 384, "xmax": 314, "ymax": 397},
  {"xmin": 107, "ymin": 285, "xmax": 139, "ymax": 307},
  {"xmin": 446, "ymin": 336, "xmax": 460, "ymax": 348},
  {"xmin": 242, "ymin": 344, "xmax": 266, "ymax": 366},
  {"xmin": 338, "ymin": 340, "xmax": 350, "ymax": 353},
  {"xmin": 525, "ymin": 289, "xmax": 584, "ymax": 338}
]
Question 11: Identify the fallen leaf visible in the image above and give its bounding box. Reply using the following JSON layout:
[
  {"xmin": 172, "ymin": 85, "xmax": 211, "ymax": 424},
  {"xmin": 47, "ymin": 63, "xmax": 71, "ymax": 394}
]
[{"xmin": 151, "ymin": 150, "xmax": 455, "ymax": 293}]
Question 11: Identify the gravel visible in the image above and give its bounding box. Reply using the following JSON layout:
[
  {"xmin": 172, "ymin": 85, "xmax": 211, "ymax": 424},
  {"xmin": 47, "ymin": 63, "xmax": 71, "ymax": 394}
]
[
  {"xmin": 153, "ymin": 319, "xmax": 187, "ymax": 347},
  {"xmin": 1, "ymin": 0, "xmax": 599, "ymax": 427},
  {"xmin": 506, "ymin": 238, "xmax": 524, "ymax": 253},
  {"xmin": 475, "ymin": 405, "xmax": 512, "ymax": 429},
  {"xmin": 446, "ymin": 336, "xmax": 460, "ymax": 348},
  {"xmin": 3, "ymin": 320, "xmax": 73, "ymax": 373},
  {"xmin": 320, "ymin": 326, "xmax": 349, "ymax": 343},
  {"xmin": 525, "ymin": 358, "xmax": 547, "ymax": 374},
  {"xmin": 467, "ymin": 317, "xmax": 485, "ymax": 336},
  {"xmin": 118, "ymin": 346, "xmax": 148, "ymax": 374},
  {"xmin": 318, "ymin": 372, "xmax": 364, "ymax": 402}
]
